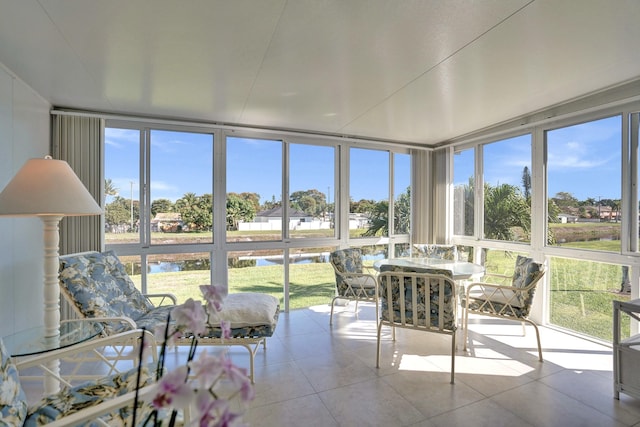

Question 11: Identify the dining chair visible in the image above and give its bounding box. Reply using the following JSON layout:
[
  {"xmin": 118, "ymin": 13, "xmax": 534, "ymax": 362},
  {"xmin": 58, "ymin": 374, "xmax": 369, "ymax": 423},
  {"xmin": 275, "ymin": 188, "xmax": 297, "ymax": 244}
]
[
  {"xmin": 461, "ymin": 255, "xmax": 546, "ymax": 361},
  {"xmin": 376, "ymin": 265, "xmax": 457, "ymax": 383},
  {"xmin": 328, "ymin": 248, "xmax": 378, "ymax": 325},
  {"xmin": 412, "ymin": 244, "xmax": 458, "ymax": 261}
]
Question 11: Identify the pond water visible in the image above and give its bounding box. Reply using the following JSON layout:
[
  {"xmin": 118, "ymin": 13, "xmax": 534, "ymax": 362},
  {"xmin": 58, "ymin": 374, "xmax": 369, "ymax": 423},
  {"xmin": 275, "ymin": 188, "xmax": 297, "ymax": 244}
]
[{"xmin": 146, "ymin": 251, "xmax": 386, "ymax": 273}]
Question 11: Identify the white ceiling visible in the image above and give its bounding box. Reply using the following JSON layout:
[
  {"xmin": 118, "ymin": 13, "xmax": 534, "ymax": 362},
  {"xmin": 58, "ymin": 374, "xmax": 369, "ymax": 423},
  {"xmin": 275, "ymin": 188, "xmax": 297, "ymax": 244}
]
[{"xmin": 1, "ymin": 0, "xmax": 639, "ymax": 146}]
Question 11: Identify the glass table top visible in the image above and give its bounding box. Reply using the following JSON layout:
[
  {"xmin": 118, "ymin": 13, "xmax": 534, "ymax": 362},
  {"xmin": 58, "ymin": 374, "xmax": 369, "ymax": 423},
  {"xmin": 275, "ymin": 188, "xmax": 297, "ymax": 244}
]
[
  {"xmin": 373, "ymin": 257, "xmax": 485, "ymax": 279},
  {"xmin": 3, "ymin": 319, "xmax": 104, "ymax": 357}
]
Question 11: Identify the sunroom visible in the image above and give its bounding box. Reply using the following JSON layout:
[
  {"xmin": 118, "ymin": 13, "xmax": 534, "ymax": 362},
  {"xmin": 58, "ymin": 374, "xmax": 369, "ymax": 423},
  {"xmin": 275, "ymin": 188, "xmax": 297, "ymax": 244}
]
[{"xmin": 2, "ymin": 1, "xmax": 640, "ymax": 425}]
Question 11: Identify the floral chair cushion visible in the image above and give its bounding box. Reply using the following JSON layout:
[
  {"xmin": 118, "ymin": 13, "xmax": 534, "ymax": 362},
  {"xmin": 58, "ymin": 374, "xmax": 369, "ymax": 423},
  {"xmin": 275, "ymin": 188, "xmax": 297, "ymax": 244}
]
[
  {"xmin": 412, "ymin": 244, "xmax": 457, "ymax": 261},
  {"xmin": 0, "ymin": 339, "xmax": 27, "ymax": 427},
  {"xmin": 511, "ymin": 255, "xmax": 544, "ymax": 307},
  {"xmin": 330, "ymin": 248, "xmax": 366, "ymax": 297},
  {"xmin": 59, "ymin": 251, "xmax": 155, "ymax": 328},
  {"xmin": 378, "ymin": 265, "xmax": 456, "ymax": 330},
  {"xmin": 24, "ymin": 366, "xmax": 154, "ymax": 427}
]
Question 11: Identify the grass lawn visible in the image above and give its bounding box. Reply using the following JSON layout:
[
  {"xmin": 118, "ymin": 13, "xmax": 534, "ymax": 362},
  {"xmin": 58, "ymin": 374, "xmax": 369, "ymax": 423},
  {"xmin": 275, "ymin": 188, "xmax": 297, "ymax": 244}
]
[
  {"xmin": 132, "ymin": 262, "xmax": 337, "ymax": 311},
  {"xmin": 123, "ymin": 226, "xmax": 631, "ymax": 343},
  {"xmin": 481, "ymin": 248, "xmax": 630, "ymax": 342}
]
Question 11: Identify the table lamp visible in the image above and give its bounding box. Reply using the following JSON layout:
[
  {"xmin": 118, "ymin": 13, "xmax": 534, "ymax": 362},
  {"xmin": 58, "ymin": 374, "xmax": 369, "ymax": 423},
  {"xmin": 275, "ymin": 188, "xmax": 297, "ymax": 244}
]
[{"xmin": 0, "ymin": 156, "xmax": 102, "ymax": 339}]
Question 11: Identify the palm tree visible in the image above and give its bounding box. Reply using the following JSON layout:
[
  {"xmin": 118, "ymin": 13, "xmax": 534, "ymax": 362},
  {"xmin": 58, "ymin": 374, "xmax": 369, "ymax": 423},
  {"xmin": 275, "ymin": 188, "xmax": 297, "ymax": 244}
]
[
  {"xmin": 482, "ymin": 183, "xmax": 530, "ymax": 264},
  {"xmin": 484, "ymin": 183, "xmax": 530, "ymax": 241},
  {"xmin": 363, "ymin": 200, "xmax": 389, "ymax": 236},
  {"xmin": 104, "ymin": 178, "xmax": 118, "ymax": 203}
]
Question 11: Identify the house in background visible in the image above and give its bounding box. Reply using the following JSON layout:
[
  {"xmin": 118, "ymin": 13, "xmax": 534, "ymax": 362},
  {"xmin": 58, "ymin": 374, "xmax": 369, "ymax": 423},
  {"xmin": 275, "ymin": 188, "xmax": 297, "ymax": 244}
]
[
  {"xmin": 557, "ymin": 214, "xmax": 578, "ymax": 224},
  {"xmin": 239, "ymin": 206, "xmax": 321, "ymax": 231},
  {"xmin": 151, "ymin": 213, "xmax": 185, "ymax": 233}
]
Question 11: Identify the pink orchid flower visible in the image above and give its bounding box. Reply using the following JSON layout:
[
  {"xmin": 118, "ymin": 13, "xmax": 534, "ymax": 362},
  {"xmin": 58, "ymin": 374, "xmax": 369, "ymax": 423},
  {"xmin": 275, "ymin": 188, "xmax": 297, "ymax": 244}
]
[
  {"xmin": 171, "ymin": 298, "xmax": 207, "ymax": 336},
  {"xmin": 200, "ymin": 284, "xmax": 226, "ymax": 312},
  {"xmin": 220, "ymin": 320, "xmax": 232, "ymax": 340},
  {"xmin": 189, "ymin": 350, "xmax": 224, "ymax": 390},
  {"xmin": 195, "ymin": 393, "xmax": 247, "ymax": 427},
  {"xmin": 221, "ymin": 357, "xmax": 254, "ymax": 402},
  {"xmin": 150, "ymin": 366, "xmax": 192, "ymax": 410}
]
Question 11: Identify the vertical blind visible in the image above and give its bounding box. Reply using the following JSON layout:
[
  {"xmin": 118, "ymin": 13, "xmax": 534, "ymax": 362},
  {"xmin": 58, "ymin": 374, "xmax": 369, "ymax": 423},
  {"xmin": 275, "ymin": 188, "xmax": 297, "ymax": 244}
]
[
  {"xmin": 51, "ymin": 114, "xmax": 104, "ymax": 254},
  {"xmin": 411, "ymin": 148, "xmax": 431, "ymax": 243}
]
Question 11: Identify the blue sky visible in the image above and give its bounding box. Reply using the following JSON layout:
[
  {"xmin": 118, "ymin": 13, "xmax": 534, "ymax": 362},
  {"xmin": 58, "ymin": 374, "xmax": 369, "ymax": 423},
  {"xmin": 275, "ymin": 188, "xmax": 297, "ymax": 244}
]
[
  {"xmin": 454, "ymin": 115, "xmax": 622, "ymax": 201},
  {"xmin": 107, "ymin": 114, "xmax": 621, "ymax": 205},
  {"xmin": 105, "ymin": 130, "xmax": 409, "ymax": 204}
]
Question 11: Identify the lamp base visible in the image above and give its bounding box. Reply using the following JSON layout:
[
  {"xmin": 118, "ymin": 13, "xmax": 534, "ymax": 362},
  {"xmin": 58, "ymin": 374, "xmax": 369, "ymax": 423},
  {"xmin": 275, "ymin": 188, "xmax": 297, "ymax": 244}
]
[{"xmin": 41, "ymin": 215, "xmax": 63, "ymax": 394}]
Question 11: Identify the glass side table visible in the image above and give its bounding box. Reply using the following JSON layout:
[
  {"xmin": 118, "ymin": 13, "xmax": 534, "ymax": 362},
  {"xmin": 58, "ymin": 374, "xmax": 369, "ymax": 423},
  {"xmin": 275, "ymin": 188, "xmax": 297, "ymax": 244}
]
[{"xmin": 4, "ymin": 319, "xmax": 104, "ymax": 357}]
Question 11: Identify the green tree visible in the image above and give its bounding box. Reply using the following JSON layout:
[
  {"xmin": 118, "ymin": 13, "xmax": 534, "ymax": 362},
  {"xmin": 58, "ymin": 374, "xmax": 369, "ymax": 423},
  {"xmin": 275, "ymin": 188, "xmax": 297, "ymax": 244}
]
[
  {"xmin": 151, "ymin": 198, "xmax": 174, "ymax": 217},
  {"xmin": 291, "ymin": 189, "xmax": 326, "ymax": 216},
  {"xmin": 612, "ymin": 199, "xmax": 621, "ymax": 222},
  {"xmin": 360, "ymin": 187, "xmax": 412, "ymax": 236},
  {"xmin": 600, "ymin": 198, "xmax": 621, "ymax": 222},
  {"xmin": 104, "ymin": 178, "xmax": 118, "ymax": 203},
  {"xmin": 105, "ymin": 196, "xmax": 138, "ymax": 231},
  {"xmin": 295, "ymin": 195, "xmax": 317, "ymax": 215},
  {"xmin": 363, "ymin": 200, "xmax": 389, "ymax": 237},
  {"xmin": 175, "ymin": 193, "xmax": 212, "ymax": 231},
  {"xmin": 521, "ymin": 166, "xmax": 531, "ymax": 199},
  {"xmin": 552, "ymin": 191, "xmax": 579, "ymax": 210},
  {"xmin": 227, "ymin": 193, "xmax": 256, "ymax": 230},
  {"xmin": 460, "ymin": 177, "xmax": 475, "ymax": 236},
  {"xmin": 394, "ymin": 187, "xmax": 411, "ymax": 234},
  {"xmin": 261, "ymin": 195, "xmax": 280, "ymax": 211},
  {"xmin": 350, "ymin": 199, "xmax": 376, "ymax": 214},
  {"xmin": 192, "ymin": 194, "xmax": 213, "ymax": 231},
  {"xmin": 239, "ymin": 192, "xmax": 261, "ymax": 212},
  {"xmin": 484, "ymin": 183, "xmax": 530, "ymax": 241}
]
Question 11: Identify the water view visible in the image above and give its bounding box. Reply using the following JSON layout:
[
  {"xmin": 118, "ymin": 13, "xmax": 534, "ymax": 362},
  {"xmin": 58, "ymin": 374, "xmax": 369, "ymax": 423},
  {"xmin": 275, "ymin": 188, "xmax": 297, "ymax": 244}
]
[{"xmin": 145, "ymin": 251, "xmax": 387, "ymax": 274}]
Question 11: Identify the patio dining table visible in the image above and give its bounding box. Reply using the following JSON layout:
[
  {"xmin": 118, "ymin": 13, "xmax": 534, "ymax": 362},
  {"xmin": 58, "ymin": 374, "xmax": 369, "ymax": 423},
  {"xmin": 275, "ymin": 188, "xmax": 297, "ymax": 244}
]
[{"xmin": 373, "ymin": 257, "xmax": 485, "ymax": 280}]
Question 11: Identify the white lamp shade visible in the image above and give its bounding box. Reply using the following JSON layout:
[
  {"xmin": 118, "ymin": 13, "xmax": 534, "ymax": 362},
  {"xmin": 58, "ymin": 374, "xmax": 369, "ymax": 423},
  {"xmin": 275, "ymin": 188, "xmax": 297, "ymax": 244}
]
[{"xmin": 0, "ymin": 157, "xmax": 102, "ymax": 216}]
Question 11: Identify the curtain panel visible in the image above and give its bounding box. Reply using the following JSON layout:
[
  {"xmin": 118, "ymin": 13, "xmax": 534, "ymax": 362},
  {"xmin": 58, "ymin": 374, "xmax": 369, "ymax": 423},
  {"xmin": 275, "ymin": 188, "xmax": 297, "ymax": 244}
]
[
  {"xmin": 431, "ymin": 147, "xmax": 452, "ymax": 243},
  {"xmin": 411, "ymin": 149, "xmax": 431, "ymax": 243},
  {"xmin": 51, "ymin": 114, "xmax": 104, "ymax": 254}
]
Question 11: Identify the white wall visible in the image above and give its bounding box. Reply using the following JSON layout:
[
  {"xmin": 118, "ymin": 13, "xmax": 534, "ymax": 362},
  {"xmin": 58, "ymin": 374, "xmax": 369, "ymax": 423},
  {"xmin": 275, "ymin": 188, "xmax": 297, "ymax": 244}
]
[{"xmin": 0, "ymin": 64, "xmax": 51, "ymax": 337}]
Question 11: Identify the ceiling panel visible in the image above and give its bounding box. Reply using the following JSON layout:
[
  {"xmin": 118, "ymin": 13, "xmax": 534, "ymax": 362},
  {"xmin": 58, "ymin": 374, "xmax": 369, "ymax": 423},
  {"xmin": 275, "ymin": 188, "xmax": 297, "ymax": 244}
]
[
  {"xmin": 0, "ymin": 0, "xmax": 638, "ymax": 145},
  {"xmin": 239, "ymin": 0, "xmax": 529, "ymax": 134},
  {"xmin": 342, "ymin": 0, "xmax": 640, "ymax": 143}
]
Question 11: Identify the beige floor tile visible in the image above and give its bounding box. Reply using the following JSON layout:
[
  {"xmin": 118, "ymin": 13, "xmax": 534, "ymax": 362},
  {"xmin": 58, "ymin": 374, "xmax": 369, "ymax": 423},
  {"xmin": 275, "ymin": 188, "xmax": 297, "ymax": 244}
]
[
  {"xmin": 295, "ymin": 347, "xmax": 379, "ymax": 392},
  {"xmin": 30, "ymin": 306, "xmax": 640, "ymax": 427},
  {"xmin": 540, "ymin": 369, "xmax": 640, "ymax": 426},
  {"xmin": 382, "ymin": 369, "xmax": 486, "ymax": 418},
  {"xmin": 491, "ymin": 381, "xmax": 626, "ymax": 427},
  {"xmin": 250, "ymin": 361, "xmax": 316, "ymax": 407},
  {"xmin": 427, "ymin": 398, "xmax": 535, "ymax": 427},
  {"xmin": 244, "ymin": 394, "xmax": 338, "ymax": 427},
  {"xmin": 319, "ymin": 376, "xmax": 426, "ymax": 426}
]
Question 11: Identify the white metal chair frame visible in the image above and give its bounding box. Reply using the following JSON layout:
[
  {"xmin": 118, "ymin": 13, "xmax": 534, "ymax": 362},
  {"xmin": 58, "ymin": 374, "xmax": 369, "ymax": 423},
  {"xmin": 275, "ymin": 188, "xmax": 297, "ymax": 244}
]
[
  {"xmin": 462, "ymin": 262, "xmax": 545, "ymax": 362},
  {"xmin": 376, "ymin": 269, "xmax": 457, "ymax": 384},
  {"xmin": 13, "ymin": 329, "xmax": 157, "ymax": 427},
  {"xmin": 329, "ymin": 248, "xmax": 379, "ymax": 325}
]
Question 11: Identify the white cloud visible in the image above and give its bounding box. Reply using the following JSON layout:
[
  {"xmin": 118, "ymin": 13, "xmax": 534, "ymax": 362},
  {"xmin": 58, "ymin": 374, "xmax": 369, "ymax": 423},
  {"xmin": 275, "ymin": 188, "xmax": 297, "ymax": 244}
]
[{"xmin": 105, "ymin": 128, "xmax": 139, "ymax": 149}]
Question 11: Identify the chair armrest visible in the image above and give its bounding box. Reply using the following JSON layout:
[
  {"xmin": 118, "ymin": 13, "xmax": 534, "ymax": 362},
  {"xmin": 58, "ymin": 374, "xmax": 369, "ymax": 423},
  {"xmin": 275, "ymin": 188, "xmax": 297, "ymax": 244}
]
[
  {"xmin": 362, "ymin": 265, "xmax": 378, "ymax": 275},
  {"xmin": 341, "ymin": 272, "xmax": 378, "ymax": 285},
  {"xmin": 465, "ymin": 281, "xmax": 525, "ymax": 301},
  {"xmin": 466, "ymin": 281, "xmax": 518, "ymax": 294},
  {"xmin": 481, "ymin": 272, "xmax": 512, "ymax": 285},
  {"xmin": 86, "ymin": 316, "xmax": 138, "ymax": 330},
  {"xmin": 16, "ymin": 330, "xmax": 157, "ymax": 396},
  {"xmin": 43, "ymin": 385, "xmax": 156, "ymax": 427},
  {"xmin": 144, "ymin": 293, "xmax": 178, "ymax": 306},
  {"xmin": 15, "ymin": 329, "xmax": 157, "ymax": 370}
]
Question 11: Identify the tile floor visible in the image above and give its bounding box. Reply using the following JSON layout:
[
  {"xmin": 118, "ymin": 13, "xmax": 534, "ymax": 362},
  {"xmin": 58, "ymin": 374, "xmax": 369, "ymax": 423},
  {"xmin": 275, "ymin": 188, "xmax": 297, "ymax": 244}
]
[
  {"xmin": 20, "ymin": 302, "xmax": 640, "ymax": 426},
  {"xmin": 224, "ymin": 303, "xmax": 640, "ymax": 427}
]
